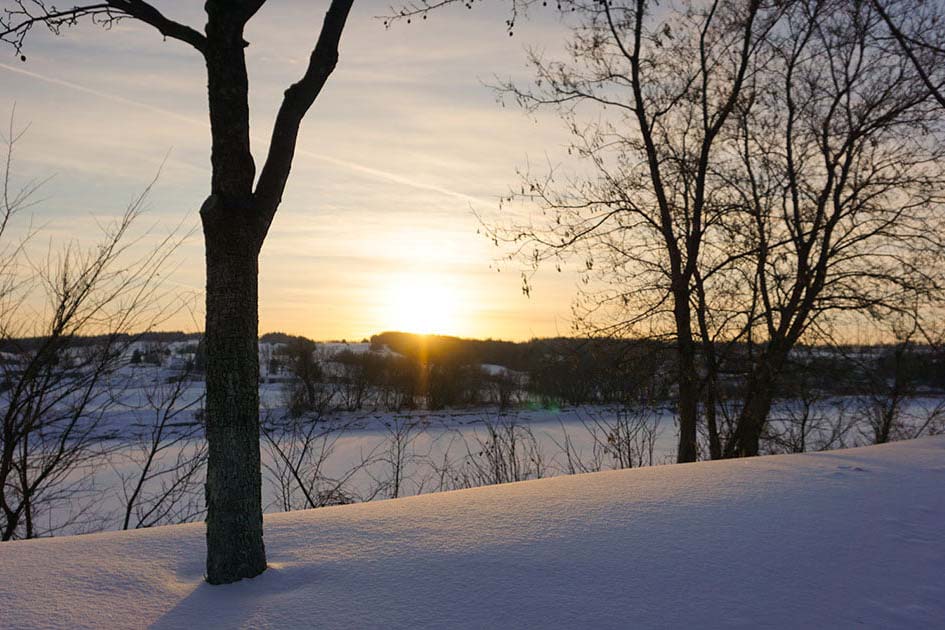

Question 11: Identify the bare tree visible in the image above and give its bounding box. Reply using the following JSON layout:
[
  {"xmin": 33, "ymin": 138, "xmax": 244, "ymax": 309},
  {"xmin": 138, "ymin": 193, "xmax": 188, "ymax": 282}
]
[
  {"xmin": 762, "ymin": 393, "xmax": 852, "ymax": 455},
  {"xmin": 282, "ymin": 340, "xmax": 335, "ymax": 419},
  {"xmin": 372, "ymin": 415, "xmax": 421, "ymax": 499},
  {"xmin": 487, "ymin": 0, "xmax": 945, "ymax": 460},
  {"xmin": 114, "ymin": 356, "xmax": 206, "ymax": 530},
  {"xmin": 871, "ymin": 0, "xmax": 945, "ymax": 109},
  {"xmin": 716, "ymin": 0, "xmax": 945, "ymax": 456},
  {"xmin": 1, "ymin": 0, "xmax": 357, "ymax": 583},
  {"xmin": 547, "ymin": 419, "xmax": 604, "ymax": 475},
  {"xmin": 260, "ymin": 409, "xmax": 380, "ymax": 513},
  {"xmin": 452, "ymin": 417, "xmax": 546, "ymax": 487},
  {"xmin": 1, "ymin": 0, "xmax": 548, "ymax": 579},
  {"xmin": 847, "ymin": 312, "xmax": 945, "ymax": 445},
  {"xmin": 486, "ymin": 0, "xmax": 782, "ymax": 462},
  {"xmin": 578, "ymin": 406, "xmax": 661, "ymax": 469},
  {"xmin": 485, "ymin": 368, "xmax": 526, "ymax": 410},
  {"xmin": 0, "ymin": 118, "xmax": 182, "ymax": 540}
]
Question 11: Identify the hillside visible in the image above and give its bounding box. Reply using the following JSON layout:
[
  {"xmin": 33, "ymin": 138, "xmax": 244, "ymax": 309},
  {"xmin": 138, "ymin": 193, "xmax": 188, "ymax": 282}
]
[{"xmin": 2, "ymin": 437, "xmax": 944, "ymax": 629}]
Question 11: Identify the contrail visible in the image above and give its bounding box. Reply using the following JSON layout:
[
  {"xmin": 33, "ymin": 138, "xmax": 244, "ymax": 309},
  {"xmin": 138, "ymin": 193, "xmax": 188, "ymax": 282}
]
[
  {"xmin": 0, "ymin": 61, "xmax": 201, "ymax": 128},
  {"xmin": 0, "ymin": 61, "xmax": 488, "ymax": 205}
]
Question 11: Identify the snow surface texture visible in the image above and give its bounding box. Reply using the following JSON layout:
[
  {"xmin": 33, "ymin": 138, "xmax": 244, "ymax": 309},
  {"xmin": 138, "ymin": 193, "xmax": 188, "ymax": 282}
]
[{"xmin": 2, "ymin": 437, "xmax": 944, "ymax": 629}]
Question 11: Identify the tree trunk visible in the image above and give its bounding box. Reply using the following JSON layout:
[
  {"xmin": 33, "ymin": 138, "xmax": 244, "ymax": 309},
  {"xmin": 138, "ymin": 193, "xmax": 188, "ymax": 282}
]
[
  {"xmin": 698, "ymin": 323, "xmax": 723, "ymax": 460},
  {"xmin": 728, "ymin": 364, "xmax": 776, "ymax": 458},
  {"xmin": 675, "ymin": 299, "xmax": 699, "ymax": 463},
  {"xmin": 730, "ymin": 392, "xmax": 771, "ymax": 457},
  {"xmin": 202, "ymin": 197, "xmax": 266, "ymax": 584},
  {"xmin": 193, "ymin": 0, "xmax": 348, "ymax": 584},
  {"xmin": 676, "ymin": 353, "xmax": 700, "ymax": 463},
  {"xmin": 704, "ymin": 382, "xmax": 723, "ymax": 460}
]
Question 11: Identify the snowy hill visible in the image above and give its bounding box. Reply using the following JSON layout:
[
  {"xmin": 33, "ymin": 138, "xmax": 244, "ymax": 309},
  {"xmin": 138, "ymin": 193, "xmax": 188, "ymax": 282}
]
[{"xmin": 3, "ymin": 437, "xmax": 944, "ymax": 629}]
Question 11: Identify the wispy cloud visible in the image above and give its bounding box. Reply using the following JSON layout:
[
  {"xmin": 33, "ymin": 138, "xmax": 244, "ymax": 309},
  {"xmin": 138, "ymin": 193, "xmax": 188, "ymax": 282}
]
[
  {"xmin": 0, "ymin": 2, "xmax": 578, "ymax": 340},
  {"xmin": 0, "ymin": 61, "xmax": 488, "ymax": 205}
]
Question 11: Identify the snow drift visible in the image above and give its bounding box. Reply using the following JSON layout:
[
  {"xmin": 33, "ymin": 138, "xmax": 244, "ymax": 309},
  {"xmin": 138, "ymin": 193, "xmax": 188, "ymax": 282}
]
[{"xmin": 2, "ymin": 437, "xmax": 944, "ymax": 629}]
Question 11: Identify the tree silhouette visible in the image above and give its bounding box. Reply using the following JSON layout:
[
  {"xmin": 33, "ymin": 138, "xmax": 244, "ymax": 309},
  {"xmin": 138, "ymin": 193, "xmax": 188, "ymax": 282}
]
[
  {"xmin": 2, "ymin": 0, "xmax": 353, "ymax": 584},
  {"xmin": 484, "ymin": 0, "xmax": 945, "ymax": 460}
]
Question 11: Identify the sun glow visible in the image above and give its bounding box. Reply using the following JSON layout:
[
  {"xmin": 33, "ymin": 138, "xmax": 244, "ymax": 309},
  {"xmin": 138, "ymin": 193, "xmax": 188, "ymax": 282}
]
[{"xmin": 379, "ymin": 273, "xmax": 462, "ymax": 335}]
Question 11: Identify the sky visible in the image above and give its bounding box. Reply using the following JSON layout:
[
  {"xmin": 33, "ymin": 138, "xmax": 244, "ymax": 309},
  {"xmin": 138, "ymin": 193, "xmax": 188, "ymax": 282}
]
[{"xmin": 0, "ymin": 0, "xmax": 583, "ymax": 341}]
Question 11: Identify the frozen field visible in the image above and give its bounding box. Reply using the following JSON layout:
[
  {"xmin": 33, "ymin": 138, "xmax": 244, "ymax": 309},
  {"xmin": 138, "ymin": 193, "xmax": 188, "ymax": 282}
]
[
  {"xmin": 20, "ymin": 361, "xmax": 945, "ymax": 536},
  {"xmin": 73, "ymin": 400, "xmax": 682, "ymax": 534}
]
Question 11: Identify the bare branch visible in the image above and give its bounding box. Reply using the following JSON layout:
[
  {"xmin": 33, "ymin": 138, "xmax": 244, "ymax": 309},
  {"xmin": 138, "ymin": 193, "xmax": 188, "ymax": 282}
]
[
  {"xmin": 0, "ymin": 0, "xmax": 206, "ymax": 56},
  {"xmin": 253, "ymin": 0, "xmax": 353, "ymax": 244}
]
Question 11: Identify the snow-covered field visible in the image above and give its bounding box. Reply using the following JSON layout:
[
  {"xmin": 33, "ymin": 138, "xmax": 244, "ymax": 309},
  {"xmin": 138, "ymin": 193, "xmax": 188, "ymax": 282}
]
[
  {"xmin": 24, "ymin": 360, "xmax": 945, "ymax": 536},
  {"xmin": 2, "ymin": 436, "xmax": 943, "ymax": 629},
  {"xmin": 71, "ymin": 402, "xmax": 678, "ymax": 534}
]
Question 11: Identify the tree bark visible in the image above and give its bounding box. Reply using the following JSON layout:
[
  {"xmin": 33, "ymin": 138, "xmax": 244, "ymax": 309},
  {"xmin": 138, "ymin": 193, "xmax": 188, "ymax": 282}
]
[
  {"xmin": 676, "ymin": 358, "xmax": 700, "ymax": 462},
  {"xmin": 201, "ymin": 195, "xmax": 266, "ymax": 584},
  {"xmin": 199, "ymin": 3, "xmax": 268, "ymax": 585},
  {"xmin": 728, "ymin": 361, "xmax": 777, "ymax": 458},
  {"xmin": 704, "ymin": 382, "xmax": 722, "ymax": 460},
  {"xmin": 675, "ymin": 300, "xmax": 699, "ymax": 463}
]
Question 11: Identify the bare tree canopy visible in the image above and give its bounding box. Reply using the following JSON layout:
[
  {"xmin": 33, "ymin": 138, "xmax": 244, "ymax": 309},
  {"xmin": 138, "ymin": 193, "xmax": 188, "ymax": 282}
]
[
  {"xmin": 871, "ymin": 0, "xmax": 945, "ymax": 110},
  {"xmin": 485, "ymin": 0, "xmax": 945, "ymax": 460}
]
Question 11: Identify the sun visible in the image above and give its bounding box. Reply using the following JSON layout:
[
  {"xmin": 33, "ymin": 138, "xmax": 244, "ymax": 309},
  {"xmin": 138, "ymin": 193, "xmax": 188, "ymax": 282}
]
[{"xmin": 379, "ymin": 273, "xmax": 461, "ymax": 335}]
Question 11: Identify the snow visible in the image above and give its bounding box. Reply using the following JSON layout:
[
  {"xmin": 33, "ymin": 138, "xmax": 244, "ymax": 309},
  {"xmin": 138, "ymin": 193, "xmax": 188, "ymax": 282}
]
[
  {"xmin": 480, "ymin": 363, "xmax": 521, "ymax": 377},
  {"xmin": 3, "ymin": 437, "xmax": 944, "ymax": 629}
]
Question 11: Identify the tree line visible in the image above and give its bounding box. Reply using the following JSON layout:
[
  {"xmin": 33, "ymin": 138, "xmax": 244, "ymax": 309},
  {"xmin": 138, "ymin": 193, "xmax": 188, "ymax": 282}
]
[{"xmin": 267, "ymin": 331, "xmax": 944, "ymax": 417}]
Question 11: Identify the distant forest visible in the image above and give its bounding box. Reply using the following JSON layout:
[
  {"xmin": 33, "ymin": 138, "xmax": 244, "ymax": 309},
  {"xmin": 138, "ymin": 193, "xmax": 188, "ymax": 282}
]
[
  {"xmin": 366, "ymin": 332, "xmax": 945, "ymax": 408},
  {"xmin": 5, "ymin": 330, "xmax": 941, "ymax": 412}
]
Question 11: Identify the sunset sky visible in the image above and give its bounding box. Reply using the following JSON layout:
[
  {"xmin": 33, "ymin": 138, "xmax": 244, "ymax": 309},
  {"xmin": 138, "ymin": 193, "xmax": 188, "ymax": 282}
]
[{"xmin": 0, "ymin": 1, "xmax": 583, "ymax": 341}]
